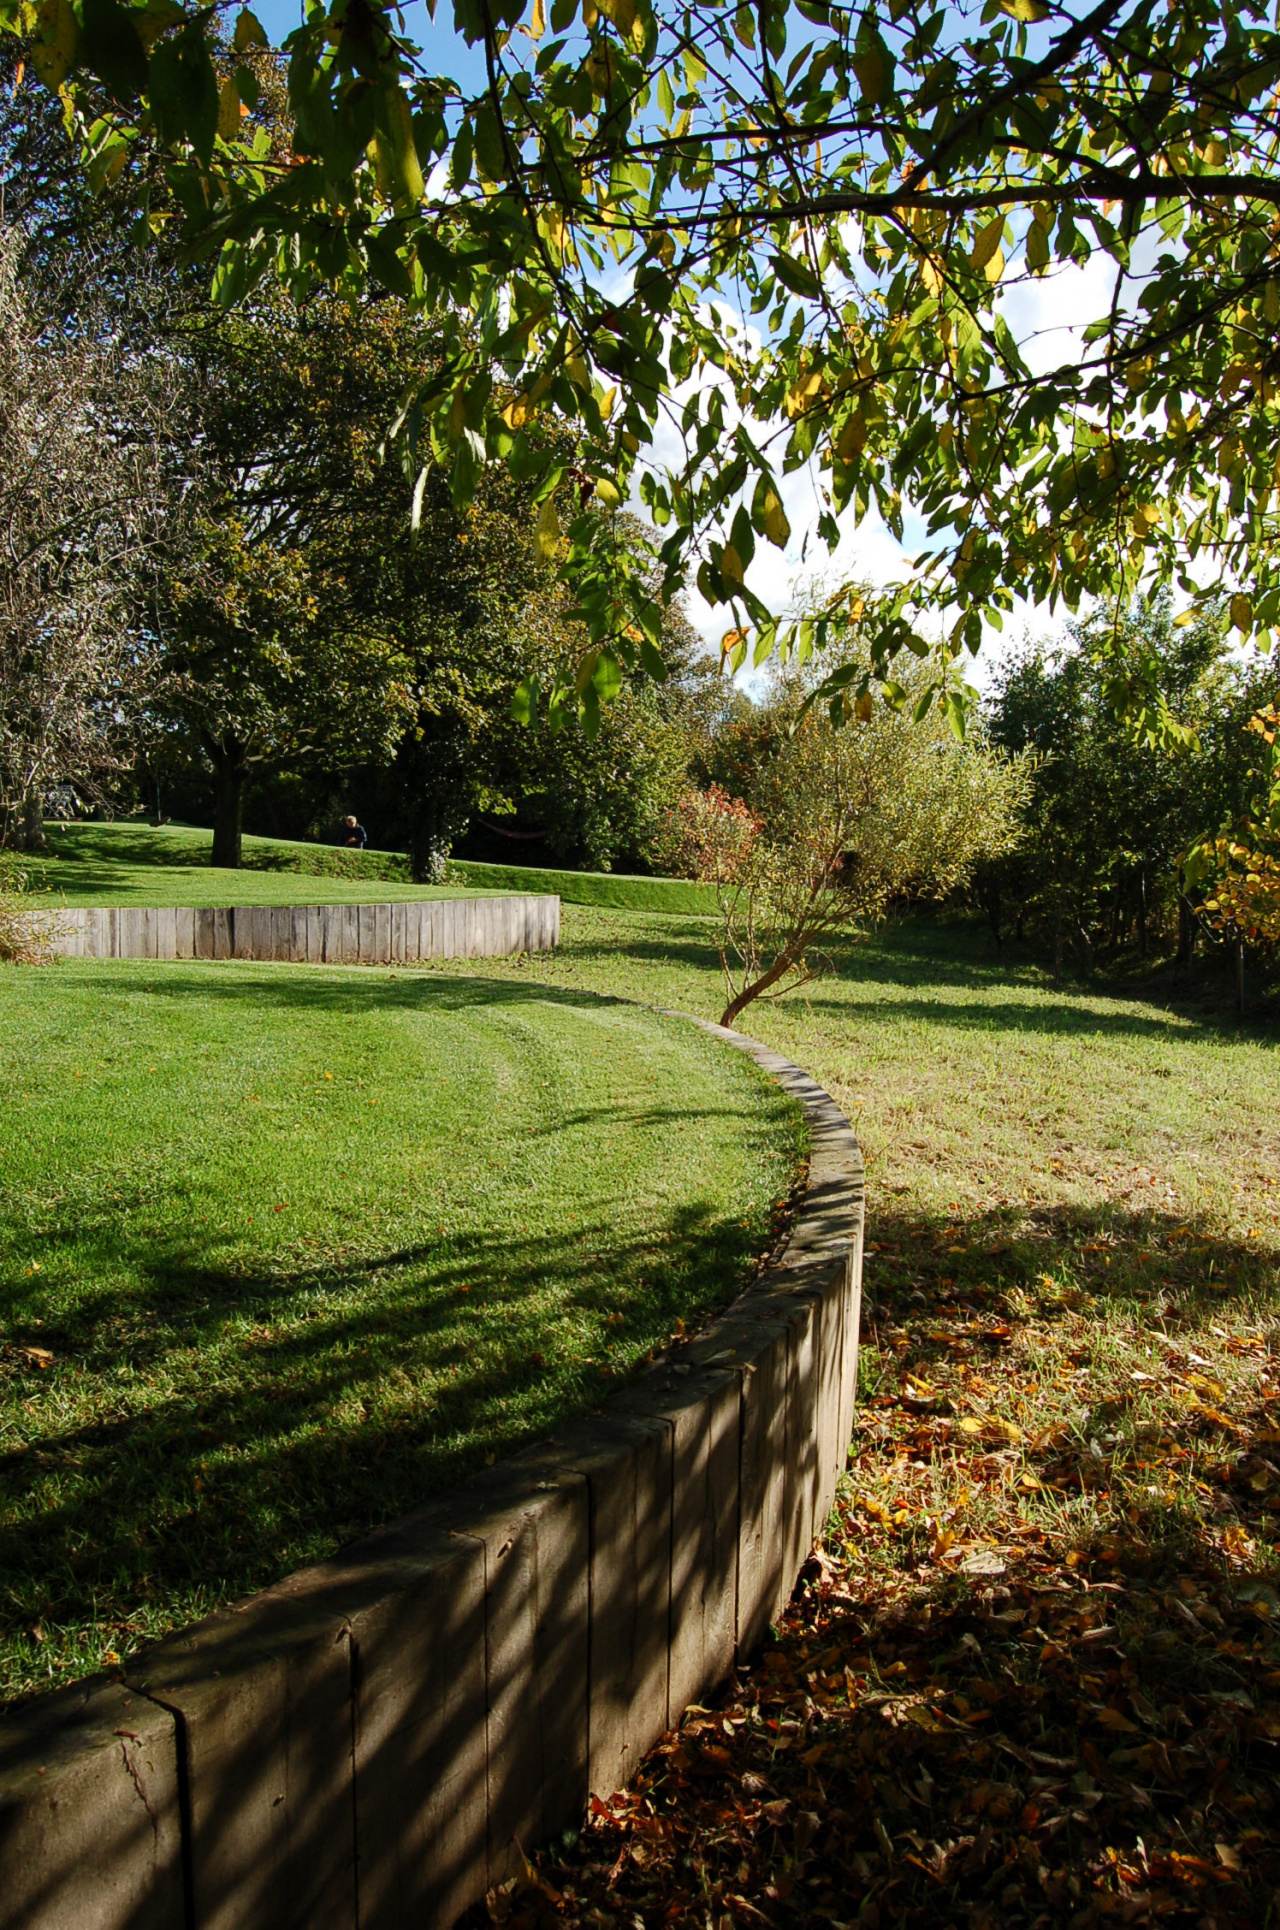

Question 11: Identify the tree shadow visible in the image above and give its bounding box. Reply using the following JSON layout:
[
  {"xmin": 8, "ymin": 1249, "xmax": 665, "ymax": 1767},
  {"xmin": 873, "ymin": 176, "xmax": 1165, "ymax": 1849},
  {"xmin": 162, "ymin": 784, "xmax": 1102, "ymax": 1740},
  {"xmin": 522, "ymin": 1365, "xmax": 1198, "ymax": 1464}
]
[
  {"xmin": 124, "ymin": 963, "xmax": 618, "ymax": 1016},
  {"xmin": 0, "ymin": 1195, "xmax": 782, "ymax": 1712}
]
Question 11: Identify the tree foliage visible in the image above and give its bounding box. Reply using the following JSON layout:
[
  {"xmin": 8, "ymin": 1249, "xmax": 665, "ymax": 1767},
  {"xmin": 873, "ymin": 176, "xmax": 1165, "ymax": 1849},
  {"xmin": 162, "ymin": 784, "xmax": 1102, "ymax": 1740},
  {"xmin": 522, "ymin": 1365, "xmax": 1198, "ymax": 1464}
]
[
  {"xmin": 661, "ymin": 677, "xmax": 1029, "ymax": 1024},
  {"xmin": 985, "ymin": 598, "xmax": 1271, "ymax": 967},
  {"xmin": 9, "ymin": 0, "xmax": 1280, "ymax": 726},
  {"xmin": 0, "ymin": 229, "xmax": 181, "ymax": 850},
  {"xmin": 1194, "ymin": 700, "xmax": 1280, "ymax": 950}
]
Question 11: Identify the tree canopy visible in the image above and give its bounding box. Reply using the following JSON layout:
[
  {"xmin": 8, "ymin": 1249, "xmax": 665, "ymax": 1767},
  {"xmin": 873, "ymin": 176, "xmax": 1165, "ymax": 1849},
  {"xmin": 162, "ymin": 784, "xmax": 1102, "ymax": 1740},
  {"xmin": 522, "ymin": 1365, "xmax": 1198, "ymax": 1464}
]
[{"xmin": 7, "ymin": 0, "xmax": 1280, "ymax": 725}]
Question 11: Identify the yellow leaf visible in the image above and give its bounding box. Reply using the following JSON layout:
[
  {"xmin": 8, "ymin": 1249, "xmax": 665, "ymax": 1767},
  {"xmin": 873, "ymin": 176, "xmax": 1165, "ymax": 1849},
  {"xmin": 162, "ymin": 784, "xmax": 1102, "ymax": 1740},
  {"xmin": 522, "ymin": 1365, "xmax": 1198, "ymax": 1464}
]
[
  {"xmin": 785, "ymin": 369, "xmax": 825, "ymax": 420},
  {"xmin": 535, "ymin": 497, "xmax": 560, "ymax": 561},
  {"xmin": 969, "ymin": 213, "xmax": 1006, "ymax": 275},
  {"xmin": 1001, "ymin": 0, "xmax": 1051, "ymax": 17},
  {"xmin": 595, "ymin": 477, "xmax": 622, "ymax": 508},
  {"xmin": 835, "ymin": 411, "xmax": 867, "ymax": 461},
  {"xmin": 1098, "ymin": 1707, "xmax": 1141, "ymax": 1734},
  {"xmin": 921, "ymin": 253, "xmax": 945, "ymax": 296},
  {"xmin": 721, "ymin": 543, "xmax": 745, "ymax": 587},
  {"xmin": 984, "ymin": 246, "xmax": 1005, "ymax": 286},
  {"xmin": 529, "ymin": 0, "xmax": 546, "ymax": 35},
  {"xmin": 1231, "ymin": 592, "xmax": 1253, "ymax": 634},
  {"xmin": 958, "ymin": 1416, "xmax": 983, "ymax": 1435},
  {"xmin": 503, "ymin": 393, "xmax": 535, "ymax": 430},
  {"xmin": 854, "ymin": 692, "xmax": 873, "ymax": 722},
  {"xmin": 217, "ymin": 76, "xmax": 241, "ymax": 143},
  {"xmin": 758, "ymin": 485, "xmax": 790, "ymax": 549},
  {"xmin": 597, "ymin": 0, "xmax": 646, "ymax": 48},
  {"xmin": 33, "ymin": 0, "xmax": 79, "ymax": 88}
]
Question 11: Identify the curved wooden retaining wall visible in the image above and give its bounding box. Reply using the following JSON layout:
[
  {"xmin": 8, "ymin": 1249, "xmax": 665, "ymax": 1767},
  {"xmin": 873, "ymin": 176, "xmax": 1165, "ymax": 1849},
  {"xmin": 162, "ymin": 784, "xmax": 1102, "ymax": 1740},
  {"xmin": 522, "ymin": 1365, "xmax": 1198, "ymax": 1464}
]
[
  {"xmin": 32, "ymin": 895, "xmax": 559, "ymax": 964},
  {"xmin": 0, "ymin": 1021, "xmax": 864, "ymax": 1930}
]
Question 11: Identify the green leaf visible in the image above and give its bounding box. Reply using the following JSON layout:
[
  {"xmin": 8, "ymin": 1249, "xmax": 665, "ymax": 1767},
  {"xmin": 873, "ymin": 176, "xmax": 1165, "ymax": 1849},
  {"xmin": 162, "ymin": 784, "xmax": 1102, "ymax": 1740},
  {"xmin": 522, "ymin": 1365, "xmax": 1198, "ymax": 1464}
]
[
  {"xmin": 232, "ymin": 7, "xmax": 269, "ymax": 50},
  {"xmin": 375, "ymin": 84, "xmax": 426, "ymax": 206},
  {"xmin": 639, "ymin": 637, "xmax": 667, "ymax": 681},
  {"xmin": 770, "ymin": 251, "xmax": 823, "ymax": 299},
  {"xmin": 999, "ymin": 0, "xmax": 1051, "ymax": 19},
  {"xmin": 148, "ymin": 19, "xmax": 218, "ymax": 160},
  {"xmin": 511, "ymin": 676, "xmax": 538, "ymax": 725},
  {"xmin": 81, "ymin": 0, "xmax": 147, "ymax": 103},
  {"xmin": 473, "ymin": 102, "xmax": 506, "ymax": 183},
  {"xmin": 365, "ymin": 229, "xmax": 414, "ymax": 298}
]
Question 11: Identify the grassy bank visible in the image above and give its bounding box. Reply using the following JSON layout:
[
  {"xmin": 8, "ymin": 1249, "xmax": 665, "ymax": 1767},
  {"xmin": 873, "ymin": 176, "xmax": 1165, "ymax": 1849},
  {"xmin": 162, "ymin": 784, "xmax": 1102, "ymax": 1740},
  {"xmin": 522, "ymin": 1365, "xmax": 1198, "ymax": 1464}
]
[
  {"xmin": 448, "ymin": 858, "xmax": 718, "ymax": 916},
  {"xmin": 32, "ymin": 823, "xmax": 719, "ymax": 914},
  {"xmin": 34, "ymin": 823, "xmax": 460, "ymax": 906},
  {"xmin": 0, "ymin": 961, "xmax": 803, "ymax": 1707}
]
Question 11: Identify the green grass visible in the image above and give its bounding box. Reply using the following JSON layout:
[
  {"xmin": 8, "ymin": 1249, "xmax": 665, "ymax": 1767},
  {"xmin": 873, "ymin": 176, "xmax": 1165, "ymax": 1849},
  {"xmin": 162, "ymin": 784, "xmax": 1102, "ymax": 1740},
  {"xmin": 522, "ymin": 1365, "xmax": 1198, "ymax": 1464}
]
[
  {"xmin": 32, "ymin": 823, "xmax": 463, "ymax": 907},
  {"xmin": 0, "ymin": 960, "xmax": 804, "ymax": 1708},
  {"xmin": 30, "ymin": 822, "xmax": 719, "ymax": 914},
  {"xmin": 447, "ymin": 858, "xmax": 719, "ymax": 915},
  {"xmin": 433, "ymin": 905, "xmax": 1280, "ymax": 1568}
]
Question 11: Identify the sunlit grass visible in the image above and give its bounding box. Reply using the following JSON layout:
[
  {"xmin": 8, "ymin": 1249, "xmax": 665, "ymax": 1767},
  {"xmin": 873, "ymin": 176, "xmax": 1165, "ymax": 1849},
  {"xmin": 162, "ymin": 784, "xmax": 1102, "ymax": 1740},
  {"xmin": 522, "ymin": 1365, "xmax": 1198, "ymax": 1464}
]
[{"xmin": 0, "ymin": 958, "xmax": 804, "ymax": 1706}]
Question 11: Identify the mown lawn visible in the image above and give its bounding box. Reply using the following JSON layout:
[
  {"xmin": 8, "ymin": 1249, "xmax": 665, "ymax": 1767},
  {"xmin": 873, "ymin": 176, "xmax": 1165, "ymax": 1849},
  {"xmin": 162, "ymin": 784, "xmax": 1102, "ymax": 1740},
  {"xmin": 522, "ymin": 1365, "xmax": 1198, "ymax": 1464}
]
[
  {"xmin": 28, "ymin": 822, "xmax": 719, "ymax": 914},
  {"xmin": 29, "ymin": 822, "xmax": 473, "ymax": 906},
  {"xmin": 0, "ymin": 960, "xmax": 803, "ymax": 1707},
  {"xmin": 426, "ymin": 909, "xmax": 1280, "ymax": 1930}
]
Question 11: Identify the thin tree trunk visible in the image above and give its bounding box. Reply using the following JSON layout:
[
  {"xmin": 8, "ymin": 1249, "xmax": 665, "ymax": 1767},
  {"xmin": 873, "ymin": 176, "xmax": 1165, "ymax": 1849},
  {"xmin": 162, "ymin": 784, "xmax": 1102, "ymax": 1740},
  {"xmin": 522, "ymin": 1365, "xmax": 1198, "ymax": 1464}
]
[
  {"xmin": 720, "ymin": 948, "xmax": 802, "ymax": 1029},
  {"xmin": 1235, "ymin": 936, "xmax": 1246, "ymax": 1019},
  {"xmin": 1138, "ymin": 869, "xmax": 1148, "ymax": 955},
  {"xmin": 210, "ymin": 754, "xmax": 246, "ymax": 869},
  {"xmin": 1176, "ymin": 889, "xmax": 1194, "ymax": 966}
]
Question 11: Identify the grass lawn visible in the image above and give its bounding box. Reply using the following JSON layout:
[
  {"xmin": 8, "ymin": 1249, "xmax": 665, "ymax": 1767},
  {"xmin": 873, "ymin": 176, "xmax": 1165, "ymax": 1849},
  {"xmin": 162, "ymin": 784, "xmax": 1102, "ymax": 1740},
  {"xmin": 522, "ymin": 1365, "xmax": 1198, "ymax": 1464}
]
[
  {"xmin": 0, "ymin": 960, "xmax": 804, "ymax": 1708},
  {"xmin": 422, "ymin": 910, "xmax": 1280, "ymax": 1929},
  {"xmin": 29, "ymin": 822, "xmax": 719, "ymax": 914},
  {"xmin": 30, "ymin": 823, "xmax": 479, "ymax": 907}
]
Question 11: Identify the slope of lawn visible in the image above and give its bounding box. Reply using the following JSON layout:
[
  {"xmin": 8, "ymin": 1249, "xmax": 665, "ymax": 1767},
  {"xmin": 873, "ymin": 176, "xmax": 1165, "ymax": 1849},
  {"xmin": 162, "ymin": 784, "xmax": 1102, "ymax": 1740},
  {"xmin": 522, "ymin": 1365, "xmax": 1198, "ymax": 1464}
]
[
  {"xmin": 31, "ymin": 822, "xmax": 474, "ymax": 906},
  {"xmin": 31, "ymin": 822, "xmax": 719, "ymax": 914},
  {"xmin": 428, "ymin": 910, "xmax": 1280, "ymax": 1930},
  {"xmin": 448, "ymin": 858, "xmax": 718, "ymax": 916},
  {"xmin": 0, "ymin": 960, "xmax": 805, "ymax": 1708}
]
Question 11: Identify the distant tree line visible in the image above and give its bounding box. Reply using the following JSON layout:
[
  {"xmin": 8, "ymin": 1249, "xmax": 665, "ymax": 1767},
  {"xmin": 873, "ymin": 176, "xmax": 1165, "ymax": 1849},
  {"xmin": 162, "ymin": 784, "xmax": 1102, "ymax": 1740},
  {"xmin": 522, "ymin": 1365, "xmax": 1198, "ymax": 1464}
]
[{"xmin": 980, "ymin": 598, "xmax": 1278, "ymax": 976}]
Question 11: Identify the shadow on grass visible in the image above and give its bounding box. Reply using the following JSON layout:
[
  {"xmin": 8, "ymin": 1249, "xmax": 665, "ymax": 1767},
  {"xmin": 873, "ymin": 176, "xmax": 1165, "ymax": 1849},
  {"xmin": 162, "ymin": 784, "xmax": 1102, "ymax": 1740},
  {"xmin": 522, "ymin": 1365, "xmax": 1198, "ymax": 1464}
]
[{"xmin": 0, "ymin": 1191, "xmax": 779, "ymax": 1710}]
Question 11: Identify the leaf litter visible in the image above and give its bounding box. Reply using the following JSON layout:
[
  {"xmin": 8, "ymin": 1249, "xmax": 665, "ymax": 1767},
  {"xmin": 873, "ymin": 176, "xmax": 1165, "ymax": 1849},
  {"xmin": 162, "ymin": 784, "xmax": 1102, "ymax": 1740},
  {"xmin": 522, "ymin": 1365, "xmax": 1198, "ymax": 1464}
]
[{"xmin": 463, "ymin": 1198, "xmax": 1280, "ymax": 1930}]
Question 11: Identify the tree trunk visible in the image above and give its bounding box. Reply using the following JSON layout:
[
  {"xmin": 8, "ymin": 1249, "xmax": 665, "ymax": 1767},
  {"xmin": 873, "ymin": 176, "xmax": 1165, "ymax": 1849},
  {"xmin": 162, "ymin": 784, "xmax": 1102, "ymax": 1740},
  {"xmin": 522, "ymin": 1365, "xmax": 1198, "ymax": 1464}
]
[
  {"xmin": 1176, "ymin": 890, "xmax": 1194, "ymax": 966},
  {"xmin": 210, "ymin": 755, "xmax": 245, "ymax": 869},
  {"xmin": 1235, "ymin": 935, "xmax": 1246, "ymax": 1019},
  {"xmin": 719, "ymin": 948, "xmax": 802, "ymax": 1029},
  {"xmin": 1138, "ymin": 869, "xmax": 1148, "ymax": 955},
  {"xmin": 11, "ymin": 789, "xmax": 47, "ymax": 852},
  {"xmin": 986, "ymin": 878, "xmax": 1001, "ymax": 949}
]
